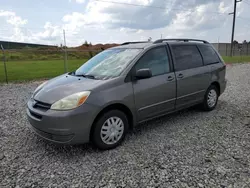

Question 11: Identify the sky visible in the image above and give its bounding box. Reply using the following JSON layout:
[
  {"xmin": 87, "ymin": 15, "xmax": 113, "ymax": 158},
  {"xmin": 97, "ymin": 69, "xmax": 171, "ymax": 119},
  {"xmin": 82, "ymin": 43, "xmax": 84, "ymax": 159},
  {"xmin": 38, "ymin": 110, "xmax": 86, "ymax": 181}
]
[{"xmin": 0, "ymin": 0, "xmax": 250, "ymax": 46}]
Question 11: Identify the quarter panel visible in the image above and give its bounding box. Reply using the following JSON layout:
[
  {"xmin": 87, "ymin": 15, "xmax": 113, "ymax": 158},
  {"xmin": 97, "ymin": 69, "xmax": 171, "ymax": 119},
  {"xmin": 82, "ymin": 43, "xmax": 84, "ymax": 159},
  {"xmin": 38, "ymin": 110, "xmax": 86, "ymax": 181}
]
[
  {"xmin": 210, "ymin": 63, "xmax": 226, "ymax": 82},
  {"xmin": 209, "ymin": 62, "xmax": 226, "ymax": 94}
]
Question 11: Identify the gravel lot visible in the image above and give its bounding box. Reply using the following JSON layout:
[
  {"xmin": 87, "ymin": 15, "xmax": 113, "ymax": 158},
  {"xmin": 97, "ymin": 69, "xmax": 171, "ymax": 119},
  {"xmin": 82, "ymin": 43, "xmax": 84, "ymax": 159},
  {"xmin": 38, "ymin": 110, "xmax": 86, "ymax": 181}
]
[{"xmin": 1, "ymin": 63, "xmax": 250, "ymax": 188}]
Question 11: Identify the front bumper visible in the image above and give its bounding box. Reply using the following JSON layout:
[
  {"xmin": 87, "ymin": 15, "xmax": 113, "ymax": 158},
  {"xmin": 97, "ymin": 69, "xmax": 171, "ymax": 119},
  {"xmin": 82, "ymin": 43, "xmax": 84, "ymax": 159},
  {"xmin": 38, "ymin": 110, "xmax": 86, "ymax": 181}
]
[{"xmin": 26, "ymin": 99, "xmax": 98, "ymax": 144}]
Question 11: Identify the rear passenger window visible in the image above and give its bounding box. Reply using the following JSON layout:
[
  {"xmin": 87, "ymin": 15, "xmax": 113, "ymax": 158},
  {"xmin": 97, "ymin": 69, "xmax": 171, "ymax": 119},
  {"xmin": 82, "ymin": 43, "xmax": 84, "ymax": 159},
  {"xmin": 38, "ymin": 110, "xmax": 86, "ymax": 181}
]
[
  {"xmin": 198, "ymin": 45, "xmax": 220, "ymax": 65},
  {"xmin": 135, "ymin": 47, "xmax": 170, "ymax": 76},
  {"xmin": 172, "ymin": 45, "xmax": 203, "ymax": 71}
]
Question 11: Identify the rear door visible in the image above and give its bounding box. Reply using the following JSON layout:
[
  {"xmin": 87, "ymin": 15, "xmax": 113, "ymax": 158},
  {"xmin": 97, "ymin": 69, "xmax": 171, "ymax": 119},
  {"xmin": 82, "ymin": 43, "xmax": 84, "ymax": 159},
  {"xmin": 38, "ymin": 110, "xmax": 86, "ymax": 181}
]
[
  {"xmin": 170, "ymin": 44, "xmax": 210, "ymax": 109},
  {"xmin": 132, "ymin": 46, "xmax": 176, "ymax": 121}
]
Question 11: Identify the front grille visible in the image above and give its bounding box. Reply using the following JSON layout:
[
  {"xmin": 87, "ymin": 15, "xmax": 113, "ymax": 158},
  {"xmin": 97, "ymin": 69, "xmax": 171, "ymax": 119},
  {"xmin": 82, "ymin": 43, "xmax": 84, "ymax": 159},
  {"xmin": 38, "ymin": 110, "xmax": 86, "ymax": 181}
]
[
  {"xmin": 29, "ymin": 110, "xmax": 42, "ymax": 120},
  {"xmin": 33, "ymin": 100, "xmax": 51, "ymax": 111}
]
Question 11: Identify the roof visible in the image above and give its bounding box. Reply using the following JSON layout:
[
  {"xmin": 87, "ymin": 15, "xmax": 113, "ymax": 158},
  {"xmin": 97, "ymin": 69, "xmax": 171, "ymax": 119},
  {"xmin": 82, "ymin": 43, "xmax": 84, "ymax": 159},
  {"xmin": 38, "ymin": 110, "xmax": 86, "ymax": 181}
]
[
  {"xmin": 166, "ymin": 41, "xmax": 211, "ymax": 46},
  {"xmin": 110, "ymin": 39, "xmax": 210, "ymax": 50},
  {"xmin": 153, "ymin": 38, "xmax": 209, "ymax": 44}
]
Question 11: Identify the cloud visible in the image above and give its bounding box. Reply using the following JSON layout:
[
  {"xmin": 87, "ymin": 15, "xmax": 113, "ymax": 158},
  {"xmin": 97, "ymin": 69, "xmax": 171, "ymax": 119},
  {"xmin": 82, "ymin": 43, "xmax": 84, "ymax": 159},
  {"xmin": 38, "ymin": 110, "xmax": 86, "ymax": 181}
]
[
  {"xmin": 69, "ymin": 0, "xmax": 231, "ymax": 31},
  {"xmin": 0, "ymin": 10, "xmax": 28, "ymax": 26},
  {"xmin": 6, "ymin": 15, "xmax": 27, "ymax": 26},
  {"xmin": 32, "ymin": 22, "xmax": 62, "ymax": 42},
  {"xmin": 170, "ymin": 2, "xmax": 228, "ymax": 31},
  {"xmin": 0, "ymin": 10, "xmax": 29, "ymax": 42},
  {"xmin": 0, "ymin": 0, "xmax": 249, "ymax": 45},
  {"xmin": 62, "ymin": 12, "xmax": 86, "ymax": 32},
  {"xmin": 62, "ymin": 0, "xmax": 234, "ymax": 44},
  {"xmin": 0, "ymin": 10, "xmax": 63, "ymax": 45}
]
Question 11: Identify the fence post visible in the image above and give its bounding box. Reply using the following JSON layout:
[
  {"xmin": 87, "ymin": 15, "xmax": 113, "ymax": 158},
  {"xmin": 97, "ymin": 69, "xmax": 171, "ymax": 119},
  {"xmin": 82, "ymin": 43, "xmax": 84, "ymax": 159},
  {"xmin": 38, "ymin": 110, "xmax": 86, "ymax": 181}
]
[
  {"xmin": 247, "ymin": 44, "xmax": 249, "ymax": 56},
  {"xmin": 225, "ymin": 44, "xmax": 227, "ymax": 56},
  {"xmin": 218, "ymin": 42, "xmax": 220, "ymax": 55},
  {"xmin": 1, "ymin": 45, "xmax": 8, "ymax": 84},
  {"xmin": 63, "ymin": 30, "xmax": 68, "ymax": 73}
]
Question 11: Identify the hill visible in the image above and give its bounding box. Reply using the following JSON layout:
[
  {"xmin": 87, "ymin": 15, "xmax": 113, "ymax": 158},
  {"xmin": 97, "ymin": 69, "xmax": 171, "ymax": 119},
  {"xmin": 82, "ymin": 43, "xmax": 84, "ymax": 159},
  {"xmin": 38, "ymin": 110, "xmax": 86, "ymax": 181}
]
[{"xmin": 73, "ymin": 43, "xmax": 120, "ymax": 51}]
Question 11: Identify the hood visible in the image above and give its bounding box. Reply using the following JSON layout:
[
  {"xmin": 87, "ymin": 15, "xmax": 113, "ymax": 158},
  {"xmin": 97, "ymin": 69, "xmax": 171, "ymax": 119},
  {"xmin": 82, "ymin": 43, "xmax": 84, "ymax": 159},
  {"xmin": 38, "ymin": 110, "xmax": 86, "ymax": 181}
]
[{"xmin": 34, "ymin": 74, "xmax": 106, "ymax": 104}]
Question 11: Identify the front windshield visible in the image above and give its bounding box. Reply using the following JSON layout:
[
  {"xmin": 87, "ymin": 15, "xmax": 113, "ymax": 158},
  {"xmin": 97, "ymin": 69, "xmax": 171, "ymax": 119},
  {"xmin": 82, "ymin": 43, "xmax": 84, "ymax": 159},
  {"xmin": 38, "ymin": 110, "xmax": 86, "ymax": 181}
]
[{"xmin": 75, "ymin": 48, "xmax": 141, "ymax": 79}]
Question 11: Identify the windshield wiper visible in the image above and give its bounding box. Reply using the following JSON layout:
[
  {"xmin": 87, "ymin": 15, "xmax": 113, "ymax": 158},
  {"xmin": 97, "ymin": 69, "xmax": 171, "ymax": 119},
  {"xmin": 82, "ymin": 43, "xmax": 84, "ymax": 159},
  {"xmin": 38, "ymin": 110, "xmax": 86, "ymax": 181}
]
[{"xmin": 76, "ymin": 74, "xmax": 96, "ymax": 79}]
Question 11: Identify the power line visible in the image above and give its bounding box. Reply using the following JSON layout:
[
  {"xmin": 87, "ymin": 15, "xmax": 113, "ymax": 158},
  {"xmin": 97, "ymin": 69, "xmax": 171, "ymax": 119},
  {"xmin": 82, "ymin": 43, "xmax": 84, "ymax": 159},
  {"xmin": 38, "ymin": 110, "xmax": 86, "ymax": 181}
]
[
  {"xmin": 1, "ymin": 0, "xmax": 247, "ymax": 33},
  {"xmin": 242, "ymin": 0, "xmax": 250, "ymax": 5},
  {"xmin": 93, "ymin": 0, "xmax": 228, "ymax": 15},
  {"xmin": 1, "ymin": 0, "xmax": 250, "ymax": 46},
  {"xmin": 237, "ymin": 17, "xmax": 250, "ymax": 29},
  {"xmin": 238, "ymin": 16, "xmax": 250, "ymax": 22},
  {"xmin": 93, "ymin": 0, "xmax": 176, "ymax": 10}
]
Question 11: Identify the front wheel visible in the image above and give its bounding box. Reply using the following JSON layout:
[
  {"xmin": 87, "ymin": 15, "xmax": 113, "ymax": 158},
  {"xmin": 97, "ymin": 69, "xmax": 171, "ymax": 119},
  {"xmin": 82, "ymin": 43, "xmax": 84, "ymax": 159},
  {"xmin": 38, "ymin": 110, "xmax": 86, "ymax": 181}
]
[
  {"xmin": 202, "ymin": 85, "xmax": 219, "ymax": 111},
  {"xmin": 91, "ymin": 110, "xmax": 129, "ymax": 150}
]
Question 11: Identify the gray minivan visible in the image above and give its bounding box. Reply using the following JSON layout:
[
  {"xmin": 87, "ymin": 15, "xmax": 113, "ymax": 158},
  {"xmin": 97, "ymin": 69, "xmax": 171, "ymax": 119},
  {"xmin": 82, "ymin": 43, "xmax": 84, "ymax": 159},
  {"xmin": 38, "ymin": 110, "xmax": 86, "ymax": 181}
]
[{"xmin": 27, "ymin": 39, "xmax": 227, "ymax": 150}]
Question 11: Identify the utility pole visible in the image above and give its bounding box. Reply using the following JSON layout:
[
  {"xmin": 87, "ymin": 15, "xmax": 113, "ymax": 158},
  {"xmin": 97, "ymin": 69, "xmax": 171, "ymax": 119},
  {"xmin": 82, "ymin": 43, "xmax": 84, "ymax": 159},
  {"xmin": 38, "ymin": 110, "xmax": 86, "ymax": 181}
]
[
  {"xmin": 161, "ymin": 34, "xmax": 163, "ymax": 39},
  {"xmin": 63, "ymin": 29, "xmax": 68, "ymax": 73},
  {"xmin": 229, "ymin": 0, "xmax": 242, "ymax": 57}
]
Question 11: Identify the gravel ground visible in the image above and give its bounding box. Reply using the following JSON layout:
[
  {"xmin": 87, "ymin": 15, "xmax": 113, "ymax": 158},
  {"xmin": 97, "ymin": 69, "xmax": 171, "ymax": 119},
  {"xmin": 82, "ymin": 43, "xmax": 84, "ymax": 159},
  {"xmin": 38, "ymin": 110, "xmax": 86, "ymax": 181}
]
[{"xmin": 1, "ymin": 63, "xmax": 250, "ymax": 188}]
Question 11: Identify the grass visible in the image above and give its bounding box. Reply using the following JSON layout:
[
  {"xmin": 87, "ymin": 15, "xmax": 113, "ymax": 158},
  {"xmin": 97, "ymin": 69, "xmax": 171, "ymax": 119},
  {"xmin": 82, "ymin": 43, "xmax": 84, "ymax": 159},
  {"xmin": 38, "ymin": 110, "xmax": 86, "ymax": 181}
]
[
  {"xmin": 222, "ymin": 56, "xmax": 250, "ymax": 63},
  {"xmin": 4, "ymin": 50, "xmax": 98, "ymax": 61},
  {"xmin": 0, "ymin": 56, "xmax": 250, "ymax": 83},
  {"xmin": 0, "ymin": 59, "xmax": 88, "ymax": 82}
]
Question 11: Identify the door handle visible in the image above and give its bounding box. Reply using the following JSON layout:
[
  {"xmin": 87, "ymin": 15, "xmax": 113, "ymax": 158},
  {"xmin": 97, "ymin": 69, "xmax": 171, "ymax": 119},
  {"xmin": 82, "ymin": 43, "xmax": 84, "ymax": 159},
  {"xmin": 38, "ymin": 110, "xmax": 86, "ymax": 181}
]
[
  {"xmin": 167, "ymin": 76, "xmax": 174, "ymax": 81},
  {"xmin": 177, "ymin": 73, "xmax": 184, "ymax": 79}
]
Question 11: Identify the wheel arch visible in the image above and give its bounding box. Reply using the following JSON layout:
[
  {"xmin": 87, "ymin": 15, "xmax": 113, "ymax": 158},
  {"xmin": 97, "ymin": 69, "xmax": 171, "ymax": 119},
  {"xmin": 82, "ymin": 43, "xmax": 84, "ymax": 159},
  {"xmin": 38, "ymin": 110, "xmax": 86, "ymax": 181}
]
[
  {"xmin": 90, "ymin": 103, "xmax": 134, "ymax": 139},
  {"xmin": 210, "ymin": 81, "xmax": 221, "ymax": 95}
]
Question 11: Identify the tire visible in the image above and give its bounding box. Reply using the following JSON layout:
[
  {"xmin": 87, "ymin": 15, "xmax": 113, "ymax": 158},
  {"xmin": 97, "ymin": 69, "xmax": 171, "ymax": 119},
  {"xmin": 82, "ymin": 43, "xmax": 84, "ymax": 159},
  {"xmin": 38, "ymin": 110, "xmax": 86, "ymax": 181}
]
[
  {"xmin": 202, "ymin": 85, "xmax": 219, "ymax": 111},
  {"xmin": 91, "ymin": 110, "xmax": 129, "ymax": 150}
]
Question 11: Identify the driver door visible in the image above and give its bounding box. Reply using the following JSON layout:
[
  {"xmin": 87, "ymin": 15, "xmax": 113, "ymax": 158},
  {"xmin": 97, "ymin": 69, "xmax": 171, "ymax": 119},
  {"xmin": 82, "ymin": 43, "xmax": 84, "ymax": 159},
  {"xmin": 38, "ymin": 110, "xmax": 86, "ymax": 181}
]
[{"xmin": 132, "ymin": 46, "xmax": 176, "ymax": 121}]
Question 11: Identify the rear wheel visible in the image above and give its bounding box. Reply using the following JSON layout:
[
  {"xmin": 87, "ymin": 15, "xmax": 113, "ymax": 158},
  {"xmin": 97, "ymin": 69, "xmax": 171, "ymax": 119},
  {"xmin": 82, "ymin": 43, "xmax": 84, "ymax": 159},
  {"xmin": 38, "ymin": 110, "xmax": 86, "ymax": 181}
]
[
  {"xmin": 202, "ymin": 85, "xmax": 219, "ymax": 111},
  {"xmin": 91, "ymin": 110, "xmax": 129, "ymax": 150}
]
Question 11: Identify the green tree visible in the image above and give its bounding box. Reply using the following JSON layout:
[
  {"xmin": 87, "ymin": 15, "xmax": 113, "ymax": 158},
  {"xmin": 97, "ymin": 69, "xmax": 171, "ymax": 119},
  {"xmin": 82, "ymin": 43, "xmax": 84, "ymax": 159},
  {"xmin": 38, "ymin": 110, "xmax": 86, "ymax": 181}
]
[
  {"xmin": 84, "ymin": 40, "xmax": 89, "ymax": 47},
  {"xmin": 233, "ymin": 40, "xmax": 238, "ymax": 44}
]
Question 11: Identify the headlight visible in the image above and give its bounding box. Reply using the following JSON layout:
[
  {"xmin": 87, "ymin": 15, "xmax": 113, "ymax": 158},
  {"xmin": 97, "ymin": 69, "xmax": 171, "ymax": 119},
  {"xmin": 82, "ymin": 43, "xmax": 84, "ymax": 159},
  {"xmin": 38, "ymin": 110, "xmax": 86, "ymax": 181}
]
[
  {"xmin": 32, "ymin": 81, "xmax": 47, "ymax": 98},
  {"xmin": 51, "ymin": 91, "xmax": 91, "ymax": 110}
]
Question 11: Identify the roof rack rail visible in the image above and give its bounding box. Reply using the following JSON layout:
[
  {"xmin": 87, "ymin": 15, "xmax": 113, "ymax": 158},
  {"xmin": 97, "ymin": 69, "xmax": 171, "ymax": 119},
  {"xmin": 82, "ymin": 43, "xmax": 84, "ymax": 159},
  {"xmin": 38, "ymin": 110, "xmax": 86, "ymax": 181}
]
[
  {"xmin": 153, "ymin": 38, "xmax": 209, "ymax": 44},
  {"xmin": 121, "ymin": 41, "xmax": 150, "ymax": 45}
]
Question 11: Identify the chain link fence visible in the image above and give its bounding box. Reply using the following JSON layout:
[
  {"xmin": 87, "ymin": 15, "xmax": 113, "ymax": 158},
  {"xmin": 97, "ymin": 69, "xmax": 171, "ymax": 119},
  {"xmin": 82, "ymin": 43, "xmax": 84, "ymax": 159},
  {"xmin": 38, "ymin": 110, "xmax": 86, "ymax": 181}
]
[
  {"xmin": 1, "ymin": 42, "xmax": 250, "ymax": 83},
  {"xmin": 212, "ymin": 43, "xmax": 250, "ymax": 56},
  {"xmin": 0, "ymin": 47, "xmax": 101, "ymax": 83}
]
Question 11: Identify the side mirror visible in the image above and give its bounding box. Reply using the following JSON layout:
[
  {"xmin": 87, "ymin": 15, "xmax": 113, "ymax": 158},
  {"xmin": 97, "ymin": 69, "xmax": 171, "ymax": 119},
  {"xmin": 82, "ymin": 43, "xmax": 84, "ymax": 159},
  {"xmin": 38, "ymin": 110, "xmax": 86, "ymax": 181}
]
[{"xmin": 135, "ymin": 68, "xmax": 152, "ymax": 79}]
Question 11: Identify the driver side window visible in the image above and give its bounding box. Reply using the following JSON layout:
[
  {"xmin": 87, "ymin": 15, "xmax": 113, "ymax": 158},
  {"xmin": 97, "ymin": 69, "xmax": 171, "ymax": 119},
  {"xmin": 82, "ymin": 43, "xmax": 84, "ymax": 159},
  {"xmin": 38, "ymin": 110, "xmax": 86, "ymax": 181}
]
[{"xmin": 135, "ymin": 46, "xmax": 170, "ymax": 76}]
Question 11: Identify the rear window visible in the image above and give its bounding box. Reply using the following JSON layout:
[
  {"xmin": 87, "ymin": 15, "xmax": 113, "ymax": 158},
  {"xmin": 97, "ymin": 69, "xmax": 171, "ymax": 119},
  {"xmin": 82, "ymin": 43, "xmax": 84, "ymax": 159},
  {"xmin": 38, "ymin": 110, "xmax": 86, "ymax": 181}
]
[
  {"xmin": 198, "ymin": 45, "xmax": 220, "ymax": 65},
  {"xmin": 172, "ymin": 45, "xmax": 203, "ymax": 71}
]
